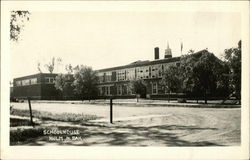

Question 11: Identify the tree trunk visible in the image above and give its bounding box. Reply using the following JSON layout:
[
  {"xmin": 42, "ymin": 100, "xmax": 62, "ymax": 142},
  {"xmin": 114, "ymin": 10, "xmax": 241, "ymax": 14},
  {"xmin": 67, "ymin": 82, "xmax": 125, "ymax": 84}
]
[
  {"xmin": 204, "ymin": 90, "xmax": 207, "ymax": 104},
  {"xmin": 168, "ymin": 91, "xmax": 170, "ymax": 102},
  {"xmin": 136, "ymin": 94, "xmax": 139, "ymax": 102}
]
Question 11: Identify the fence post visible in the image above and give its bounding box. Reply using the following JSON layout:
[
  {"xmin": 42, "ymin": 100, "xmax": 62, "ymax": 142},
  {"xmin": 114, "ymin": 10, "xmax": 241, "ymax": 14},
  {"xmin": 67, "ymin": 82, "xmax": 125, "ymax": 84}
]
[
  {"xmin": 110, "ymin": 98, "xmax": 113, "ymax": 124},
  {"xmin": 27, "ymin": 97, "xmax": 34, "ymax": 127}
]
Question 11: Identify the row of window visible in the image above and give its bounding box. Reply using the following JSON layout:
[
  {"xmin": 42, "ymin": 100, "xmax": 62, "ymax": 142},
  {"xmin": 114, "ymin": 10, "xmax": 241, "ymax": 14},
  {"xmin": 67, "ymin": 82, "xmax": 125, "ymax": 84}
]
[
  {"xmin": 98, "ymin": 82, "xmax": 158, "ymax": 96},
  {"xmin": 16, "ymin": 78, "xmax": 38, "ymax": 86},
  {"xmin": 98, "ymin": 63, "xmax": 174, "ymax": 83},
  {"xmin": 15, "ymin": 77, "xmax": 55, "ymax": 86}
]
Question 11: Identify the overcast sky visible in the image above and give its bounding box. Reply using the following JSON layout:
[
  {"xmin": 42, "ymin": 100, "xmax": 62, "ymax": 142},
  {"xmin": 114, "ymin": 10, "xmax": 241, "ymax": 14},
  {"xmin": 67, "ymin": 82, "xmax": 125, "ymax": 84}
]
[{"xmin": 10, "ymin": 12, "xmax": 241, "ymax": 80}]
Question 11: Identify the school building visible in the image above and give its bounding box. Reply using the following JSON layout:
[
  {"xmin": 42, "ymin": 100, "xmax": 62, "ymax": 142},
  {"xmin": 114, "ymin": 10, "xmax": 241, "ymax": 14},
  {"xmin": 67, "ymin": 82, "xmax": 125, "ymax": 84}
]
[{"xmin": 12, "ymin": 45, "xmax": 196, "ymax": 100}]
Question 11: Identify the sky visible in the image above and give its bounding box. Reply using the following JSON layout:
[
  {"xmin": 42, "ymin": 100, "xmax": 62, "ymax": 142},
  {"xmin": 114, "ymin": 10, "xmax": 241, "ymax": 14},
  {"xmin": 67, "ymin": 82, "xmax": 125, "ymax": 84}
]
[{"xmin": 10, "ymin": 11, "xmax": 241, "ymax": 80}]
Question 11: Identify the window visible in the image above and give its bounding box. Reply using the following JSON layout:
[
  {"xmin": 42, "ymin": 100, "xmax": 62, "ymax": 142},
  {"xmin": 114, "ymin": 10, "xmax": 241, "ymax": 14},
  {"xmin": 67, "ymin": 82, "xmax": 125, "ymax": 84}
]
[
  {"xmin": 117, "ymin": 70, "xmax": 125, "ymax": 81},
  {"xmin": 30, "ymin": 78, "xmax": 37, "ymax": 85},
  {"xmin": 126, "ymin": 68, "xmax": 135, "ymax": 80},
  {"xmin": 98, "ymin": 87, "xmax": 103, "ymax": 96},
  {"xmin": 105, "ymin": 72, "xmax": 112, "ymax": 82},
  {"xmin": 122, "ymin": 85, "xmax": 128, "ymax": 95},
  {"xmin": 106, "ymin": 86, "xmax": 110, "ymax": 95},
  {"xmin": 22, "ymin": 79, "xmax": 30, "ymax": 86},
  {"xmin": 97, "ymin": 72, "xmax": 104, "ymax": 83},
  {"xmin": 16, "ymin": 81, "xmax": 22, "ymax": 86},
  {"xmin": 117, "ymin": 85, "xmax": 122, "ymax": 95},
  {"xmin": 127, "ymin": 85, "xmax": 132, "ymax": 95},
  {"xmin": 136, "ymin": 66, "xmax": 149, "ymax": 79},
  {"xmin": 152, "ymin": 82, "xmax": 158, "ymax": 94},
  {"xmin": 45, "ymin": 77, "xmax": 55, "ymax": 84},
  {"xmin": 151, "ymin": 65, "xmax": 160, "ymax": 78}
]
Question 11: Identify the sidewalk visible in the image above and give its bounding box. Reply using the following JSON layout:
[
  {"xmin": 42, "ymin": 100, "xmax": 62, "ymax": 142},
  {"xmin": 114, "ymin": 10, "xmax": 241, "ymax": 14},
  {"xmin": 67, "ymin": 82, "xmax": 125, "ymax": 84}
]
[
  {"xmin": 23, "ymin": 99, "xmax": 241, "ymax": 108},
  {"xmin": 91, "ymin": 114, "xmax": 169, "ymax": 123}
]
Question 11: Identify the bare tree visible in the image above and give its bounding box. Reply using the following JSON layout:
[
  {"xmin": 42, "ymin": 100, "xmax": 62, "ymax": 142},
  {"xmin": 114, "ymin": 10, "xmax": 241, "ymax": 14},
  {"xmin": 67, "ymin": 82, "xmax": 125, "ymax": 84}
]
[
  {"xmin": 37, "ymin": 62, "xmax": 42, "ymax": 73},
  {"xmin": 45, "ymin": 57, "xmax": 55, "ymax": 74}
]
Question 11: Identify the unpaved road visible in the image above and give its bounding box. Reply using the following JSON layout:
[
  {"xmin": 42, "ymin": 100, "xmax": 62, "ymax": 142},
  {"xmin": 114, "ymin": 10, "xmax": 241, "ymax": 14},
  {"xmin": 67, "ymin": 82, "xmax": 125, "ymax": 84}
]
[{"xmin": 10, "ymin": 102, "xmax": 240, "ymax": 146}]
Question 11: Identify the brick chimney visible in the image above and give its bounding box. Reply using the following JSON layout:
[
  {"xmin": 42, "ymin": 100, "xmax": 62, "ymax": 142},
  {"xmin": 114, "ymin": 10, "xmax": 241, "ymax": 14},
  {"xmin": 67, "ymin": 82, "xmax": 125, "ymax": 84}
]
[{"xmin": 154, "ymin": 47, "xmax": 159, "ymax": 60}]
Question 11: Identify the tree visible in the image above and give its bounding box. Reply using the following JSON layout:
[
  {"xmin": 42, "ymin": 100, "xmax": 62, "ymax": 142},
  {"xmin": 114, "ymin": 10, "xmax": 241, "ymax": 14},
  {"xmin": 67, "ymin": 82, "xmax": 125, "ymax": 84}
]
[
  {"xmin": 65, "ymin": 64, "xmax": 73, "ymax": 74},
  {"xmin": 224, "ymin": 40, "xmax": 241, "ymax": 104},
  {"xmin": 54, "ymin": 63, "xmax": 75, "ymax": 100},
  {"xmin": 165, "ymin": 50, "xmax": 229, "ymax": 104},
  {"xmin": 185, "ymin": 50, "xmax": 228, "ymax": 104},
  {"xmin": 188, "ymin": 49, "xmax": 195, "ymax": 54},
  {"xmin": 129, "ymin": 79, "xmax": 147, "ymax": 102},
  {"xmin": 192, "ymin": 53, "xmax": 218, "ymax": 104},
  {"xmin": 178, "ymin": 54, "xmax": 197, "ymax": 95},
  {"xmin": 45, "ymin": 57, "xmax": 55, "ymax": 73},
  {"xmin": 10, "ymin": 11, "xmax": 30, "ymax": 42},
  {"xmin": 37, "ymin": 62, "xmax": 42, "ymax": 73},
  {"xmin": 160, "ymin": 64, "xmax": 182, "ymax": 102},
  {"xmin": 72, "ymin": 65, "xmax": 99, "ymax": 101},
  {"xmin": 54, "ymin": 73, "xmax": 74, "ymax": 100}
]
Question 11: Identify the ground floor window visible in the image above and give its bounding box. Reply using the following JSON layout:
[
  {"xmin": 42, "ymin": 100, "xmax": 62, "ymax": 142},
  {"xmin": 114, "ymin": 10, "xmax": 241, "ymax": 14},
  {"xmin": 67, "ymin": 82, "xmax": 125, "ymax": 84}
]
[
  {"xmin": 117, "ymin": 85, "xmax": 122, "ymax": 95},
  {"xmin": 152, "ymin": 82, "xmax": 158, "ymax": 94},
  {"xmin": 100, "ymin": 86, "xmax": 111, "ymax": 96},
  {"xmin": 106, "ymin": 86, "xmax": 110, "ymax": 95},
  {"xmin": 98, "ymin": 87, "xmax": 102, "ymax": 96},
  {"xmin": 122, "ymin": 85, "xmax": 128, "ymax": 95}
]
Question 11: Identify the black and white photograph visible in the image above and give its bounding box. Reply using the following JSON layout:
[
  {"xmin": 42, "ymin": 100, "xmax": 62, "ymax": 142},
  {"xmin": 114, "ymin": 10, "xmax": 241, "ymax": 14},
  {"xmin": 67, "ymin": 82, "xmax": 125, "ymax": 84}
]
[{"xmin": 1, "ymin": 1, "xmax": 249, "ymax": 160}]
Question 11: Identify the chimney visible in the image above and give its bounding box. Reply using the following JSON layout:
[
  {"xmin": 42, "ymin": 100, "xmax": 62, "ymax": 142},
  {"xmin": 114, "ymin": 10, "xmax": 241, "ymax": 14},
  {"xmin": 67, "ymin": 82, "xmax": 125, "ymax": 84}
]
[{"xmin": 154, "ymin": 47, "xmax": 159, "ymax": 60}]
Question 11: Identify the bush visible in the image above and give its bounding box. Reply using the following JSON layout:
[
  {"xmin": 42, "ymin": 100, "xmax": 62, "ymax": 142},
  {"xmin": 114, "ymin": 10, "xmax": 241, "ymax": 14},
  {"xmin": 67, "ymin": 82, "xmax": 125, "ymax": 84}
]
[{"xmin": 10, "ymin": 128, "xmax": 44, "ymax": 145}]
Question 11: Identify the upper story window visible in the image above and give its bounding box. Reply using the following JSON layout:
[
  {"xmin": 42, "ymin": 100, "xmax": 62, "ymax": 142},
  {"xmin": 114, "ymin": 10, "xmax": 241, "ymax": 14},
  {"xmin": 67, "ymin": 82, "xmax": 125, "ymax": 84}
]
[
  {"xmin": 15, "ymin": 80, "xmax": 22, "ymax": 86},
  {"xmin": 45, "ymin": 77, "xmax": 55, "ymax": 84},
  {"xmin": 105, "ymin": 72, "xmax": 112, "ymax": 82},
  {"xmin": 151, "ymin": 65, "xmax": 160, "ymax": 78},
  {"xmin": 30, "ymin": 78, "xmax": 37, "ymax": 85},
  {"xmin": 117, "ymin": 70, "xmax": 125, "ymax": 81},
  {"xmin": 15, "ymin": 77, "xmax": 37, "ymax": 86},
  {"xmin": 136, "ymin": 66, "xmax": 149, "ymax": 79},
  {"xmin": 126, "ymin": 68, "xmax": 135, "ymax": 80},
  {"xmin": 97, "ymin": 72, "xmax": 104, "ymax": 83},
  {"xmin": 22, "ymin": 79, "xmax": 30, "ymax": 86}
]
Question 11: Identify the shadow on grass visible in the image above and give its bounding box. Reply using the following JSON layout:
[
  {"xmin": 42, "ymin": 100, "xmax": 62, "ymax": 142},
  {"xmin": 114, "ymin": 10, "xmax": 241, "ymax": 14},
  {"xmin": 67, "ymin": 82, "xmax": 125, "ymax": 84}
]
[
  {"xmin": 15, "ymin": 123, "xmax": 222, "ymax": 146},
  {"xmin": 10, "ymin": 118, "xmax": 39, "ymax": 127}
]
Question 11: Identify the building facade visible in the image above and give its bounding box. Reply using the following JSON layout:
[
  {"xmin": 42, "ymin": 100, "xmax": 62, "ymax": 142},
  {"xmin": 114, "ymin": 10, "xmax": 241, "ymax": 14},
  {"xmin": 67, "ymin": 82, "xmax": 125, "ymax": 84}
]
[
  {"xmin": 12, "ymin": 73, "xmax": 60, "ymax": 100},
  {"xmin": 96, "ymin": 56, "xmax": 180, "ymax": 99},
  {"xmin": 12, "ymin": 46, "xmax": 183, "ymax": 100}
]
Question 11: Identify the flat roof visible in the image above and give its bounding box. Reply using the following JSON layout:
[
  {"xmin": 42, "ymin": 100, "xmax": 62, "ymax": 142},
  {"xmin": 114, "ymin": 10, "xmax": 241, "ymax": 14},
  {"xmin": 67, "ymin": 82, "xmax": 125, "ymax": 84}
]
[
  {"xmin": 97, "ymin": 57, "xmax": 180, "ymax": 72},
  {"xmin": 14, "ymin": 73, "xmax": 58, "ymax": 81}
]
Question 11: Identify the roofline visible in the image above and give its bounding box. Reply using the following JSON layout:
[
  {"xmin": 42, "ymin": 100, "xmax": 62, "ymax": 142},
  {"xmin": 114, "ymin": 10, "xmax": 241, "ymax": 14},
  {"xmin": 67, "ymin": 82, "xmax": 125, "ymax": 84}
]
[
  {"xmin": 13, "ymin": 49, "xmax": 209, "ymax": 79},
  {"xmin": 97, "ymin": 56, "xmax": 180, "ymax": 72},
  {"xmin": 13, "ymin": 73, "xmax": 59, "ymax": 80},
  {"xmin": 96, "ymin": 49, "xmax": 209, "ymax": 72}
]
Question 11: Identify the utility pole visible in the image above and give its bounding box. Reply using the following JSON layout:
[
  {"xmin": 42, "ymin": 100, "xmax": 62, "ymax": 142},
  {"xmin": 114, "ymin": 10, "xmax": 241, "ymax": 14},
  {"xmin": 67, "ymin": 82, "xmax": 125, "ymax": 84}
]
[
  {"xmin": 110, "ymin": 98, "xmax": 113, "ymax": 124},
  {"xmin": 27, "ymin": 97, "xmax": 34, "ymax": 127}
]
